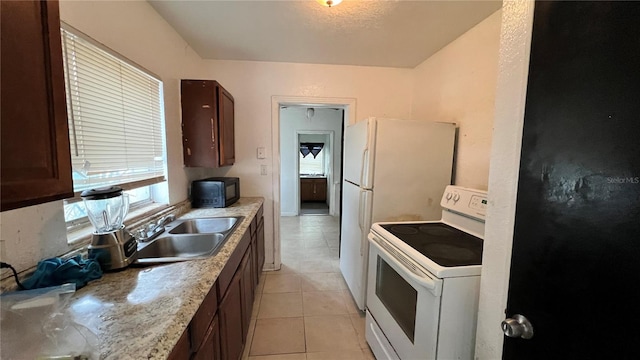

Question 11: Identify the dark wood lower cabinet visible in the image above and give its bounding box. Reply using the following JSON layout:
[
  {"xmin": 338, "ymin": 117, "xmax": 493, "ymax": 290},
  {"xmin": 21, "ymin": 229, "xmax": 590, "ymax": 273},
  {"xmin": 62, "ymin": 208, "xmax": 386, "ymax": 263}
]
[
  {"xmin": 168, "ymin": 210, "xmax": 265, "ymax": 360},
  {"xmin": 193, "ymin": 314, "xmax": 221, "ymax": 360},
  {"xmin": 257, "ymin": 216, "xmax": 265, "ymax": 276},
  {"xmin": 219, "ymin": 266, "xmax": 244, "ymax": 360},
  {"xmin": 300, "ymin": 178, "xmax": 327, "ymax": 202},
  {"xmin": 167, "ymin": 328, "xmax": 190, "ymax": 360},
  {"xmin": 250, "ymin": 205, "xmax": 265, "ymax": 288},
  {"xmin": 240, "ymin": 249, "xmax": 254, "ymax": 342}
]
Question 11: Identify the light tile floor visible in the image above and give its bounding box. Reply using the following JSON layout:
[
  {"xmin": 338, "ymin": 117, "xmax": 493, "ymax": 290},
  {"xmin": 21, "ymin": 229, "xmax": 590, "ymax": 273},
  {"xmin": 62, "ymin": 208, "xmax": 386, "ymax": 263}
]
[{"xmin": 243, "ymin": 215, "xmax": 375, "ymax": 360}]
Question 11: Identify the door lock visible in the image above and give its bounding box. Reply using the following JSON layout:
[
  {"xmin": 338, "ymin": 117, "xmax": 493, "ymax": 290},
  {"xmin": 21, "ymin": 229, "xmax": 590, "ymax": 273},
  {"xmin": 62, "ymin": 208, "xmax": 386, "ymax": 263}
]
[{"xmin": 501, "ymin": 314, "xmax": 534, "ymax": 339}]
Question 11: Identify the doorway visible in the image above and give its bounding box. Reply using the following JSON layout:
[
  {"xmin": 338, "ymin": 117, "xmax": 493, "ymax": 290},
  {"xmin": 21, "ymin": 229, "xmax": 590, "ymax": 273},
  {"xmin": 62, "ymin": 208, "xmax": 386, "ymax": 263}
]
[
  {"xmin": 298, "ymin": 131, "xmax": 333, "ymax": 216},
  {"xmin": 271, "ymin": 96, "xmax": 356, "ymax": 271}
]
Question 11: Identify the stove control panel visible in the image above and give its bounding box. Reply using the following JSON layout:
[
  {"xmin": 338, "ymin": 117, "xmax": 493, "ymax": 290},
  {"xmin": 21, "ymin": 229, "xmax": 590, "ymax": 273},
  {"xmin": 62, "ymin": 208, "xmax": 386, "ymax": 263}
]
[
  {"xmin": 470, "ymin": 195, "xmax": 487, "ymax": 212},
  {"xmin": 441, "ymin": 185, "xmax": 488, "ymax": 220}
]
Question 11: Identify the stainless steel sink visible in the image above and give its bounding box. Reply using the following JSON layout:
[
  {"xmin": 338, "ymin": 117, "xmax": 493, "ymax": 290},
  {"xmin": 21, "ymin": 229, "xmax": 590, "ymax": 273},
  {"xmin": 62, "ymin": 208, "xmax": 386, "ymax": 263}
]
[
  {"xmin": 167, "ymin": 216, "xmax": 241, "ymax": 234},
  {"xmin": 136, "ymin": 234, "xmax": 226, "ymax": 263},
  {"xmin": 135, "ymin": 216, "xmax": 243, "ymax": 264}
]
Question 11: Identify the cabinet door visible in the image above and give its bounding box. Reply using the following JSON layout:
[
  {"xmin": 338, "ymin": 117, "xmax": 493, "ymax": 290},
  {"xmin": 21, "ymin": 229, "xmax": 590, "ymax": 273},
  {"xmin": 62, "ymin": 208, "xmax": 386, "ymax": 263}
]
[
  {"xmin": 217, "ymin": 85, "xmax": 235, "ymax": 166},
  {"xmin": 300, "ymin": 179, "xmax": 314, "ymax": 201},
  {"xmin": 251, "ymin": 233, "xmax": 259, "ymax": 288},
  {"xmin": 240, "ymin": 249, "xmax": 254, "ymax": 342},
  {"xmin": 315, "ymin": 179, "xmax": 327, "ymax": 202},
  {"xmin": 190, "ymin": 285, "xmax": 218, "ymax": 353},
  {"xmin": 193, "ymin": 314, "xmax": 221, "ymax": 360},
  {"xmin": 219, "ymin": 269, "xmax": 244, "ymax": 360},
  {"xmin": 1, "ymin": 0, "xmax": 73, "ymax": 211},
  {"xmin": 181, "ymin": 80, "xmax": 217, "ymax": 167},
  {"xmin": 257, "ymin": 216, "xmax": 265, "ymax": 274},
  {"xmin": 167, "ymin": 328, "xmax": 191, "ymax": 360}
]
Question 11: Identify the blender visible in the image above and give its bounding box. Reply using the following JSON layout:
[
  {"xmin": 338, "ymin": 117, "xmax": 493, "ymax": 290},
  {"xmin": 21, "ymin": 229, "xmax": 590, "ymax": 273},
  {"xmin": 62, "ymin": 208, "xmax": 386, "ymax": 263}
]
[{"xmin": 81, "ymin": 186, "xmax": 137, "ymax": 271}]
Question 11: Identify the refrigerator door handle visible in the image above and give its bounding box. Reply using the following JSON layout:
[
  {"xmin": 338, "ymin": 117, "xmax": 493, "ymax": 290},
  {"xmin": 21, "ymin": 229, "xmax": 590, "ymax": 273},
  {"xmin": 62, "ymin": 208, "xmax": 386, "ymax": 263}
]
[
  {"xmin": 360, "ymin": 149, "xmax": 369, "ymax": 187},
  {"xmin": 358, "ymin": 190, "xmax": 365, "ymax": 256}
]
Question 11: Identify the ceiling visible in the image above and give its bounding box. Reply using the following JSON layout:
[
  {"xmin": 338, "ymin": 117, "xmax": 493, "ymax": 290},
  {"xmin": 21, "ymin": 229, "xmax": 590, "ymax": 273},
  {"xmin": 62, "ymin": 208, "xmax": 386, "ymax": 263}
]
[{"xmin": 148, "ymin": 0, "xmax": 502, "ymax": 69}]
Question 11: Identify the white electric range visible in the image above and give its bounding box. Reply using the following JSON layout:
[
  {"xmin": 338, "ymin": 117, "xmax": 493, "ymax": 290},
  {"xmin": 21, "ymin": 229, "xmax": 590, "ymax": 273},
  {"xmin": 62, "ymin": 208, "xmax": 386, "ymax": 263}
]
[{"xmin": 365, "ymin": 185, "xmax": 487, "ymax": 360}]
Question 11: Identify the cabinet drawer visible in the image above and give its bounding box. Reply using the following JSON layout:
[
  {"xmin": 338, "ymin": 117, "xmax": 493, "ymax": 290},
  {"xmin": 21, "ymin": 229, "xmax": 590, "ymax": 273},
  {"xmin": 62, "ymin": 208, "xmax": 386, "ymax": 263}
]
[
  {"xmin": 257, "ymin": 204, "xmax": 264, "ymax": 221},
  {"xmin": 190, "ymin": 284, "xmax": 218, "ymax": 352},
  {"xmin": 219, "ymin": 268, "xmax": 244, "ymax": 360},
  {"xmin": 250, "ymin": 215, "xmax": 257, "ymax": 236},
  {"xmin": 167, "ymin": 327, "xmax": 190, "ymax": 360},
  {"xmin": 217, "ymin": 231, "xmax": 251, "ymax": 302},
  {"xmin": 192, "ymin": 313, "xmax": 221, "ymax": 360}
]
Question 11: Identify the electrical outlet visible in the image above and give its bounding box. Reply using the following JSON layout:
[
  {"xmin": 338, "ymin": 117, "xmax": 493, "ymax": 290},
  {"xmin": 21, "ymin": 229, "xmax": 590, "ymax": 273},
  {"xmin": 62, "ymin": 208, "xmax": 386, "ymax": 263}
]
[{"xmin": 260, "ymin": 165, "xmax": 267, "ymax": 175}]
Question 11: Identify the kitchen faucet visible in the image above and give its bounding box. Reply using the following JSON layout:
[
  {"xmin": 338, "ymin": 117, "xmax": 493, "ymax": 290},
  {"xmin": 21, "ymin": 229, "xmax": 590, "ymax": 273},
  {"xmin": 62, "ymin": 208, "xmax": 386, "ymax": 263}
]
[{"xmin": 135, "ymin": 214, "xmax": 176, "ymax": 242}]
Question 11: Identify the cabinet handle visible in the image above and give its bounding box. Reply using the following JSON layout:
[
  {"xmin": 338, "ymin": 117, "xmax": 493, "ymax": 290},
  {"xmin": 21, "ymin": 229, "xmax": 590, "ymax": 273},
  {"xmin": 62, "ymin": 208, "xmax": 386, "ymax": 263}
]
[
  {"xmin": 313, "ymin": 184, "xmax": 316, "ymax": 194},
  {"xmin": 211, "ymin": 118, "xmax": 215, "ymax": 143}
]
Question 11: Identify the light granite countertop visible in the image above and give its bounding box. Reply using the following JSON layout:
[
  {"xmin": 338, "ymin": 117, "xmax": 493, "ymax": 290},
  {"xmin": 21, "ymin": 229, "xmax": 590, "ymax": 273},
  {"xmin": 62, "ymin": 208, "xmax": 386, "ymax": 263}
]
[{"xmin": 67, "ymin": 197, "xmax": 264, "ymax": 360}]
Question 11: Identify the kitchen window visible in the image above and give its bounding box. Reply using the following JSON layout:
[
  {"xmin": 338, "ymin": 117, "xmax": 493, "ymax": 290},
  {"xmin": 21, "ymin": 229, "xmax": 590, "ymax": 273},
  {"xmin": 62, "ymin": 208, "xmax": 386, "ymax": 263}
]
[
  {"xmin": 299, "ymin": 143, "xmax": 325, "ymax": 175},
  {"xmin": 60, "ymin": 23, "xmax": 168, "ymax": 236}
]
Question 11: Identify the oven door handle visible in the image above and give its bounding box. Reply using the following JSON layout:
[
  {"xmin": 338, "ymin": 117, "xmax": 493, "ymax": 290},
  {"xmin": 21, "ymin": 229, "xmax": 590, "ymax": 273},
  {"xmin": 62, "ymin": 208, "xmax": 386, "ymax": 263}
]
[{"xmin": 369, "ymin": 233, "xmax": 442, "ymax": 296}]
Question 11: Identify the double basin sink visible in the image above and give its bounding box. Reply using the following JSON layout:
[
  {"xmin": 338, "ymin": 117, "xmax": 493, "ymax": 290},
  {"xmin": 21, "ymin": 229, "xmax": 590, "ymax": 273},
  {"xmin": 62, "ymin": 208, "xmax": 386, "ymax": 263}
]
[{"xmin": 135, "ymin": 216, "xmax": 243, "ymax": 264}]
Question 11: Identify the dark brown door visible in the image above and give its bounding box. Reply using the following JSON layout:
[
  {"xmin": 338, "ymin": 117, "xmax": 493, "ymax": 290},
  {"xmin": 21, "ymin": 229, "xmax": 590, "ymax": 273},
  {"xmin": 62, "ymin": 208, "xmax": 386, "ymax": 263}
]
[
  {"xmin": 1, "ymin": 0, "xmax": 73, "ymax": 211},
  {"xmin": 503, "ymin": 2, "xmax": 640, "ymax": 358}
]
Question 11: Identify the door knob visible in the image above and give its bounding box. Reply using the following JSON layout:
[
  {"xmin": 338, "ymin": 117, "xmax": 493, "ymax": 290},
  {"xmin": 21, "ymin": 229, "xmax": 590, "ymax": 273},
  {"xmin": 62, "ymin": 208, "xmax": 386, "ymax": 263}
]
[{"xmin": 501, "ymin": 314, "xmax": 534, "ymax": 339}]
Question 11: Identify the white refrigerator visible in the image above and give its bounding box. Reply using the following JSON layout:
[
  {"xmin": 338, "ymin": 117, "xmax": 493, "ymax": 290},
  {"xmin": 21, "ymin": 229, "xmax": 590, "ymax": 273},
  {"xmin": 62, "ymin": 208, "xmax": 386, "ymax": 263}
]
[{"xmin": 339, "ymin": 117, "xmax": 456, "ymax": 310}]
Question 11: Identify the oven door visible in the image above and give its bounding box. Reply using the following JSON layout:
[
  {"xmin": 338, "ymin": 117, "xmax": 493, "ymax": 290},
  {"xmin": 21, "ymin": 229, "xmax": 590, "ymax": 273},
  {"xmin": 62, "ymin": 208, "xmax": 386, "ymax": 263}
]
[{"xmin": 366, "ymin": 232, "xmax": 443, "ymax": 360}]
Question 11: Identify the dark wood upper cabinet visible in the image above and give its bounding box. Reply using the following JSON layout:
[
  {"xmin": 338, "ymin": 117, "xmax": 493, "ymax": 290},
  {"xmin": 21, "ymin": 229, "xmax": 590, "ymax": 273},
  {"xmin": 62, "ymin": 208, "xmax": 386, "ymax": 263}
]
[
  {"xmin": 181, "ymin": 80, "xmax": 235, "ymax": 168},
  {"xmin": 1, "ymin": 0, "xmax": 73, "ymax": 211}
]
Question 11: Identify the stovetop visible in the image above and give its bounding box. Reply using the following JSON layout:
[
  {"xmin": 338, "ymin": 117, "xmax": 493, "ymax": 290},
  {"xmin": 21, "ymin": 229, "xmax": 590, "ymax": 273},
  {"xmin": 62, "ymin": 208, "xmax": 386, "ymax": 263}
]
[{"xmin": 380, "ymin": 222, "xmax": 483, "ymax": 267}]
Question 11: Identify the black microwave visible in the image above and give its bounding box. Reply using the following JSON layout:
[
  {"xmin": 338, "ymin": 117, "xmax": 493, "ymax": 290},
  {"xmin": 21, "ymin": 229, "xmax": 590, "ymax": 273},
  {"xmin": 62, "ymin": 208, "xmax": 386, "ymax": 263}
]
[{"xmin": 191, "ymin": 177, "xmax": 240, "ymax": 208}]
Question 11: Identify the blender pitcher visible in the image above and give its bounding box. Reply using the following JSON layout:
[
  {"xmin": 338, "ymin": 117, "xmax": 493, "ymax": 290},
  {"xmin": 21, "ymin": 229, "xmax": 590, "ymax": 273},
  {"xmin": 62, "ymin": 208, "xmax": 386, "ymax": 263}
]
[
  {"xmin": 81, "ymin": 186, "xmax": 137, "ymax": 270},
  {"xmin": 82, "ymin": 187, "xmax": 129, "ymax": 233}
]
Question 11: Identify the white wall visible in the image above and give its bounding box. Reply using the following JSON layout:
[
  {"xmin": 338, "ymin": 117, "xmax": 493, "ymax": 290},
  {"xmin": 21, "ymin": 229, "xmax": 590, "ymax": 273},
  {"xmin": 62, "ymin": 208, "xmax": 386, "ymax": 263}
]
[
  {"xmin": 411, "ymin": 10, "xmax": 502, "ymax": 190},
  {"xmin": 0, "ymin": 0, "xmax": 203, "ymax": 275},
  {"xmin": 198, "ymin": 60, "xmax": 413, "ymax": 269},
  {"xmin": 475, "ymin": 2, "xmax": 534, "ymax": 359},
  {"xmin": 280, "ymin": 108, "xmax": 343, "ymax": 216}
]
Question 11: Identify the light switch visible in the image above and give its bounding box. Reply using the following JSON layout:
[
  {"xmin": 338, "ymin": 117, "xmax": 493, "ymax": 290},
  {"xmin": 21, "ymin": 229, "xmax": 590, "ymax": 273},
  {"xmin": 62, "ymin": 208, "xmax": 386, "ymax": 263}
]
[
  {"xmin": 257, "ymin": 147, "xmax": 266, "ymax": 159},
  {"xmin": 260, "ymin": 165, "xmax": 268, "ymax": 175}
]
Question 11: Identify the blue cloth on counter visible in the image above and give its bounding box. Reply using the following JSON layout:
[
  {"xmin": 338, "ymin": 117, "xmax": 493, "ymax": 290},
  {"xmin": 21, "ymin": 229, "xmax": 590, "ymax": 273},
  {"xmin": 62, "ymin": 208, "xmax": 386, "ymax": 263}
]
[{"xmin": 21, "ymin": 256, "xmax": 102, "ymax": 290}]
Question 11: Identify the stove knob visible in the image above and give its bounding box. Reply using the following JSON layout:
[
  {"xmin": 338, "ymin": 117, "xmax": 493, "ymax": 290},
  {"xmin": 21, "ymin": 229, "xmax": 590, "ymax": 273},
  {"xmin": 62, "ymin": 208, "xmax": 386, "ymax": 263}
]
[
  {"xmin": 453, "ymin": 193, "xmax": 460, "ymax": 202},
  {"xmin": 446, "ymin": 192, "xmax": 452, "ymax": 201}
]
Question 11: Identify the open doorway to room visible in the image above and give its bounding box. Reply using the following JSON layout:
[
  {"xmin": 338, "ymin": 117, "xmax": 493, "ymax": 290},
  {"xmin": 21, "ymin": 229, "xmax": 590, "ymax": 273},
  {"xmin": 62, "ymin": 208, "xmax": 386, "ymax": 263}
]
[
  {"xmin": 279, "ymin": 106, "xmax": 343, "ymax": 217},
  {"xmin": 271, "ymin": 96, "xmax": 355, "ymax": 271}
]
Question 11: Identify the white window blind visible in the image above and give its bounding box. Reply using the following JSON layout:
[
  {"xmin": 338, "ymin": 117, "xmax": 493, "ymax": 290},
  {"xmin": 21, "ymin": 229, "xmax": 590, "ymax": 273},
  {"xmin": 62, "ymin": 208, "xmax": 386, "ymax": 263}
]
[{"xmin": 61, "ymin": 25, "xmax": 166, "ymax": 193}]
